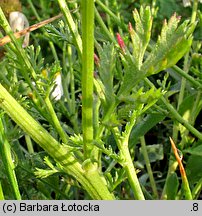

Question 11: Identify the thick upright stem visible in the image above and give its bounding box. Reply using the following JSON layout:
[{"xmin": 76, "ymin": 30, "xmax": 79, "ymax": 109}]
[{"xmin": 81, "ymin": 0, "xmax": 94, "ymax": 159}]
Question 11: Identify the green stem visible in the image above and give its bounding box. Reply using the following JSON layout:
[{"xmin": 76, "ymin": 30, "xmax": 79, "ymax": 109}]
[
  {"xmin": 25, "ymin": 135, "xmax": 34, "ymax": 154},
  {"xmin": 104, "ymin": 0, "xmax": 113, "ymax": 34},
  {"xmin": 93, "ymin": 96, "xmax": 101, "ymax": 139},
  {"xmin": 61, "ymin": 44, "xmax": 72, "ymax": 112},
  {"xmin": 0, "ymin": 181, "xmax": 4, "ymax": 200},
  {"xmin": 81, "ymin": 0, "xmax": 94, "ymax": 159},
  {"xmin": 140, "ymin": 136, "xmax": 158, "ymax": 199},
  {"xmin": 191, "ymin": 0, "xmax": 198, "ymax": 23},
  {"xmin": 0, "ymin": 84, "xmax": 115, "ymax": 200},
  {"xmin": 192, "ymin": 177, "xmax": 202, "ymax": 199},
  {"xmin": 45, "ymin": 95, "xmax": 69, "ymax": 144},
  {"xmin": 177, "ymin": 54, "xmax": 190, "ymax": 110},
  {"xmin": 145, "ymin": 78, "xmax": 202, "ymax": 140},
  {"xmin": 27, "ymin": 0, "xmax": 41, "ymax": 20},
  {"xmin": 95, "ymin": 0, "xmax": 127, "ymax": 31},
  {"xmin": 0, "ymin": 115, "xmax": 21, "ymax": 200},
  {"xmin": 172, "ymin": 55, "xmax": 190, "ymax": 158},
  {"xmin": 172, "ymin": 65, "xmax": 202, "ymax": 90},
  {"xmin": 57, "ymin": 0, "xmax": 82, "ymax": 56},
  {"xmin": 94, "ymin": 7, "xmax": 117, "ymax": 44},
  {"xmin": 113, "ymin": 127, "xmax": 145, "ymax": 200},
  {"xmin": 162, "ymin": 95, "xmax": 202, "ymax": 139}
]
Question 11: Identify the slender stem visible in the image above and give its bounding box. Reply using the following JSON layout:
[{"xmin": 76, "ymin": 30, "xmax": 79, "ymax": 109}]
[
  {"xmin": 145, "ymin": 78, "xmax": 202, "ymax": 140},
  {"xmin": 45, "ymin": 95, "xmax": 68, "ymax": 144},
  {"xmin": 94, "ymin": 7, "xmax": 117, "ymax": 44},
  {"xmin": 177, "ymin": 54, "xmax": 190, "ymax": 110},
  {"xmin": 27, "ymin": 0, "xmax": 41, "ymax": 20},
  {"xmin": 172, "ymin": 54, "xmax": 190, "ymax": 155},
  {"xmin": 81, "ymin": 0, "xmax": 94, "ymax": 159},
  {"xmin": 189, "ymin": 91, "xmax": 202, "ymax": 125},
  {"xmin": 191, "ymin": 0, "xmax": 198, "ymax": 23},
  {"xmin": 104, "ymin": 0, "xmax": 113, "ymax": 34},
  {"xmin": 172, "ymin": 65, "xmax": 202, "ymax": 90},
  {"xmin": 140, "ymin": 136, "xmax": 158, "ymax": 198},
  {"xmin": 68, "ymin": 45, "xmax": 76, "ymax": 113},
  {"xmin": 62, "ymin": 44, "xmax": 72, "ymax": 112},
  {"xmin": 162, "ymin": 95, "xmax": 202, "ymax": 139},
  {"xmin": 192, "ymin": 177, "xmax": 202, "ymax": 199},
  {"xmin": 0, "ymin": 181, "xmax": 4, "ymax": 200},
  {"xmin": 0, "ymin": 116, "xmax": 21, "ymax": 200},
  {"xmin": 25, "ymin": 135, "xmax": 34, "ymax": 154},
  {"xmin": 113, "ymin": 127, "xmax": 145, "ymax": 200},
  {"xmin": 93, "ymin": 96, "xmax": 101, "ymax": 139},
  {"xmin": 57, "ymin": 0, "xmax": 82, "ymax": 56},
  {"xmin": 95, "ymin": 0, "xmax": 127, "ymax": 31}
]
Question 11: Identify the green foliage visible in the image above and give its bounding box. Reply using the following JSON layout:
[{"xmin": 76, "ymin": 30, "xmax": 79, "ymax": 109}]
[
  {"xmin": 117, "ymin": 6, "xmax": 194, "ymax": 97},
  {"xmin": 117, "ymin": 54, "xmax": 144, "ymax": 96},
  {"xmin": 157, "ymin": 0, "xmax": 183, "ymax": 19},
  {"xmin": 166, "ymin": 172, "xmax": 179, "ymax": 200},
  {"xmin": 34, "ymin": 156, "xmax": 59, "ymax": 179},
  {"xmin": 96, "ymin": 43, "xmax": 116, "ymax": 111},
  {"xmin": 129, "ymin": 113, "xmax": 165, "ymax": 147},
  {"xmin": 186, "ymin": 145, "xmax": 202, "ymax": 185},
  {"xmin": 143, "ymin": 15, "xmax": 194, "ymax": 76},
  {"xmin": 131, "ymin": 6, "xmax": 152, "ymax": 68}
]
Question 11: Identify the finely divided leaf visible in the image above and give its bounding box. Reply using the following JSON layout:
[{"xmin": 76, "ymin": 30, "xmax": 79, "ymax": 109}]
[
  {"xmin": 96, "ymin": 43, "xmax": 116, "ymax": 109},
  {"xmin": 142, "ymin": 15, "xmax": 194, "ymax": 75},
  {"xmin": 118, "ymin": 7, "xmax": 152, "ymax": 97},
  {"xmin": 117, "ymin": 54, "xmax": 144, "ymax": 96},
  {"xmin": 130, "ymin": 6, "xmax": 152, "ymax": 68}
]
